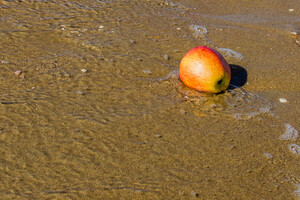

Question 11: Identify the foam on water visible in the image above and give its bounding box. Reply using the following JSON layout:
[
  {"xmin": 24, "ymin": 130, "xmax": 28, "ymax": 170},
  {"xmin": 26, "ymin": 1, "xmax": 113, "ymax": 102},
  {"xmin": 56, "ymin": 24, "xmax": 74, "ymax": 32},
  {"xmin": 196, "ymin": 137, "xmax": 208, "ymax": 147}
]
[
  {"xmin": 216, "ymin": 48, "xmax": 245, "ymax": 60},
  {"xmin": 263, "ymin": 152, "xmax": 273, "ymax": 159},
  {"xmin": 189, "ymin": 24, "xmax": 218, "ymax": 47},
  {"xmin": 189, "ymin": 25, "xmax": 208, "ymax": 37},
  {"xmin": 295, "ymin": 184, "xmax": 300, "ymax": 199},
  {"xmin": 160, "ymin": 0, "xmax": 186, "ymax": 8},
  {"xmin": 280, "ymin": 123, "xmax": 299, "ymax": 141}
]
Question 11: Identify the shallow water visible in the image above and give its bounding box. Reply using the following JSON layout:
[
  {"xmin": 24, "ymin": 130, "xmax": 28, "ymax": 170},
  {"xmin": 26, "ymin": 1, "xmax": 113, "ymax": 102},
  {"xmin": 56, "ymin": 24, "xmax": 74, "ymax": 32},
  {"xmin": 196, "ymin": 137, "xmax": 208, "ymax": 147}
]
[{"xmin": 0, "ymin": 0, "xmax": 300, "ymax": 199}]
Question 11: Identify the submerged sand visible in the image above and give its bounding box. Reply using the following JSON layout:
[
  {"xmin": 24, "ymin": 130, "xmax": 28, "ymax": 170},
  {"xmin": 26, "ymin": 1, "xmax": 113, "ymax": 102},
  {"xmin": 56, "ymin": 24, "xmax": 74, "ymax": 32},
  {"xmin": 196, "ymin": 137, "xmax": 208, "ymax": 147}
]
[{"xmin": 0, "ymin": 0, "xmax": 299, "ymax": 199}]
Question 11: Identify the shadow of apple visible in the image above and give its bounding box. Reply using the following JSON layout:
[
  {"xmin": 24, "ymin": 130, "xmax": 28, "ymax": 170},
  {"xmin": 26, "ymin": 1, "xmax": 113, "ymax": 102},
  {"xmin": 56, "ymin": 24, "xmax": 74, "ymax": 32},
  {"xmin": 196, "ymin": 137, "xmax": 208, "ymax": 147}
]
[{"xmin": 228, "ymin": 64, "xmax": 248, "ymax": 89}]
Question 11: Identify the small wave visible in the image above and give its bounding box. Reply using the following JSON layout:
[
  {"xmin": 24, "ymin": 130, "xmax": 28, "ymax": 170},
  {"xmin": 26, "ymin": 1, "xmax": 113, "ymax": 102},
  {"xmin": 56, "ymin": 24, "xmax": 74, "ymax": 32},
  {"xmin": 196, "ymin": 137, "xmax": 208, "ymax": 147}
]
[
  {"xmin": 137, "ymin": 68, "xmax": 272, "ymax": 119},
  {"xmin": 189, "ymin": 24, "xmax": 246, "ymax": 63},
  {"xmin": 217, "ymin": 48, "xmax": 245, "ymax": 61},
  {"xmin": 169, "ymin": 75, "xmax": 272, "ymax": 119}
]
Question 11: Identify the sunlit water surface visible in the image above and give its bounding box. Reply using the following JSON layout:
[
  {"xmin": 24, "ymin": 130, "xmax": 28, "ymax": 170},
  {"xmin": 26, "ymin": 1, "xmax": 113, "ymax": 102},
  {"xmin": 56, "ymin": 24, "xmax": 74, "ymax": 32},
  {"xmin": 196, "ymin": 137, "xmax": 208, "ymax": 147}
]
[{"xmin": 0, "ymin": 0, "xmax": 299, "ymax": 199}]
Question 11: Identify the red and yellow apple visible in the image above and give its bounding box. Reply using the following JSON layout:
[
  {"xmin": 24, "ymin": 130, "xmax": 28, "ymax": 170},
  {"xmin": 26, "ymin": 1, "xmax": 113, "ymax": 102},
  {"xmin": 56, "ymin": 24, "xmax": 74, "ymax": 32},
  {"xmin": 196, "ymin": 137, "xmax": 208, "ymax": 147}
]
[{"xmin": 179, "ymin": 46, "xmax": 231, "ymax": 93}]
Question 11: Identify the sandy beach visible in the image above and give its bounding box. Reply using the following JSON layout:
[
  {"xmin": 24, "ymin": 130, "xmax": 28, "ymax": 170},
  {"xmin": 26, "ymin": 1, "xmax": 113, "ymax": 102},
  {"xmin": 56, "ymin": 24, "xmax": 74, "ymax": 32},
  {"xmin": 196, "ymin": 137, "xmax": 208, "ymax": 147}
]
[{"xmin": 0, "ymin": 0, "xmax": 299, "ymax": 199}]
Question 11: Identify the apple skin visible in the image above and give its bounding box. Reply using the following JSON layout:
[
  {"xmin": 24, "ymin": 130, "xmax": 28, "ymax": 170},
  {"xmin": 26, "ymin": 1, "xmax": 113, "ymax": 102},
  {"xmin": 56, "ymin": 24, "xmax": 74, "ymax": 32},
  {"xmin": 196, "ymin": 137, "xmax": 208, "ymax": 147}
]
[{"xmin": 179, "ymin": 46, "xmax": 231, "ymax": 93}]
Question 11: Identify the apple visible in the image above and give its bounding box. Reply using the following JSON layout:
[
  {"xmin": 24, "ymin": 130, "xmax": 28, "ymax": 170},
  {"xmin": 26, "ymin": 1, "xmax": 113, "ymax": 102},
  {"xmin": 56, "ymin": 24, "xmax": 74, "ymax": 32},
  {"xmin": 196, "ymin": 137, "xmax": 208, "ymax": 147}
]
[{"xmin": 179, "ymin": 46, "xmax": 231, "ymax": 93}]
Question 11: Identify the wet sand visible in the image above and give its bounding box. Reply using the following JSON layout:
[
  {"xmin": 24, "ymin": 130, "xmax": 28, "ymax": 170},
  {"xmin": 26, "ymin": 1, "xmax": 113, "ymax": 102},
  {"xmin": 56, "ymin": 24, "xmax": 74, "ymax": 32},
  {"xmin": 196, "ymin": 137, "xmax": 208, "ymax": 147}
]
[{"xmin": 0, "ymin": 0, "xmax": 299, "ymax": 199}]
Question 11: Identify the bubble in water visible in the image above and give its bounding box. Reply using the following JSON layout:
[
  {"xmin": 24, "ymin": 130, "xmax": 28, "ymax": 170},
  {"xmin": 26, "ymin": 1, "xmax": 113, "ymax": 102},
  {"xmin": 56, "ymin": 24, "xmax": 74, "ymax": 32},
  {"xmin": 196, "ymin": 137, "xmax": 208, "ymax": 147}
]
[
  {"xmin": 288, "ymin": 144, "xmax": 300, "ymax": 155},
  {"xmin": 263, "ymin": 152, "xmax": 273, "ymax": 159},
  {"xmin": 142, "ymin": 69, "xmax": 152, "ymax": 74},
  {"xmin": 280, "ymin": 123, "xmax": 299, "ymax": 141}
]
